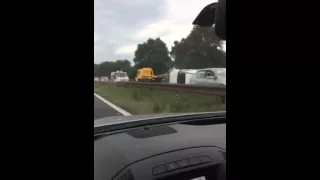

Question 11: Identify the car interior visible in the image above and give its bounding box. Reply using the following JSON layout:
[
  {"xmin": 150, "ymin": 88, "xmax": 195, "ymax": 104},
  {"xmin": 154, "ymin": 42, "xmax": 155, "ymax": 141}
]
[
  {"xmin": 94, "ymin": 1, "xmax": 226, "ymax": 180},
  {"xmin": 94, "ymin": 118, "xmax": 226, "ymax": 180}
]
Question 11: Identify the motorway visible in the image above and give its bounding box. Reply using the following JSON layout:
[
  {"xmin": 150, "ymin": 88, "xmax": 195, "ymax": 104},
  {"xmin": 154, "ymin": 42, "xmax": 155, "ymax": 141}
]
[{"xmin": 94, "ymin": 95, "xmax": 123, "ymax": 120}]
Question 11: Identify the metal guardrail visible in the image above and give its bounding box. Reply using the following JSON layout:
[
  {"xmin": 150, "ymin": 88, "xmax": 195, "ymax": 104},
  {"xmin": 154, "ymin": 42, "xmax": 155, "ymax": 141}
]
[{"xmin": 98, "ymin": 81, "xmax": 226, "ymax": 97}]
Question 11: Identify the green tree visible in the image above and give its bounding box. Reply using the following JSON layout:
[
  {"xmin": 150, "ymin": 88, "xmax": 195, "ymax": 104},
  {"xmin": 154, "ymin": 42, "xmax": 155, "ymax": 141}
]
[
  {"xmin": 94, "ymin": 64, "xmax": 99, "ymax": 77},
  {"xmin": 133, "ymin": 38, "xmax": 173, "ymax": 75},
  {"xmin": 170, "ymin": 26, "xmax": 225, "ymax": 69}
]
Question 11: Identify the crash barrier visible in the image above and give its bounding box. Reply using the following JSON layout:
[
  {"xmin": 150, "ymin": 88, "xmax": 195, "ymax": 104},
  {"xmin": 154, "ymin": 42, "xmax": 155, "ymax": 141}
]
[{"xmin": 98, "ymin": 81, "xmax": 226, "ymax": 102}]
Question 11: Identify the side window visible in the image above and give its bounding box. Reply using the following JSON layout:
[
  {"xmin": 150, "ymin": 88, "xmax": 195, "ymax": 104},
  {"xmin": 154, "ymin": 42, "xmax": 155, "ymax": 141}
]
[
  {"xmin": 197, "ymin": 71, "xmax": 206, "ymax": 78},
  {"xmin": 206, "ymin": 70, "xmax": 215, "ymax": 78}
]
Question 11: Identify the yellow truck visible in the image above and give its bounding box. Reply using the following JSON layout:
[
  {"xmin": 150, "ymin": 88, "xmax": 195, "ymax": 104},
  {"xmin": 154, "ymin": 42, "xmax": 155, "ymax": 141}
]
[{"xmin": 135, "ymin": 67, "xmax": 162, "ymax": 82}]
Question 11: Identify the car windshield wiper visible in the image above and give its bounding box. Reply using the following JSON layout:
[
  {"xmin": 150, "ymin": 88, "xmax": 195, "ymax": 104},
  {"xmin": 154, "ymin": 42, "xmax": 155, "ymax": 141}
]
[{"xmin": 94, "ymin": 111, "xmax": 226, "ymax": 137}]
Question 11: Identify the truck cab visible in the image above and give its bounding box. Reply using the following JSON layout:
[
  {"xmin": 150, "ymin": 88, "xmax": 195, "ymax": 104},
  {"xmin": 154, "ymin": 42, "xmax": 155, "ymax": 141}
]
[
  {"xmin": 135, "ymin": 68, "xmax": 162, "ymax": 82},
  {"xmin": 190, "ymin": 68, "xmax": 226, "ymax": 87}
]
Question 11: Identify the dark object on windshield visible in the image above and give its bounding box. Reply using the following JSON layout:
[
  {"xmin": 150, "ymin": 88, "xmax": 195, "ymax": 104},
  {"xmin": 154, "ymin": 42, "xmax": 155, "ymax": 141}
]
[{"xmin": 192, "ymin": 0, "xmax": 226, "ymax": 40}]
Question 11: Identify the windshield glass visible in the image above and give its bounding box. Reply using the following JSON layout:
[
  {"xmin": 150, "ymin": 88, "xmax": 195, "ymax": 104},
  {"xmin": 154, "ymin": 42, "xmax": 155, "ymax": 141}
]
[
  {"xmin": 114, "ymin": 72, "xmax": 127, "ymax": 77},
  {"xmin": 94, "ymin": 0, "xmax": 226, "ymax": 119}
]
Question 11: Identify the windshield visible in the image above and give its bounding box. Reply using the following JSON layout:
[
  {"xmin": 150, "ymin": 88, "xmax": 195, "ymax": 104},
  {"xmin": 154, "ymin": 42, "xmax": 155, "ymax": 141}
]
[
  {"xmin": 114, "ymin": 72, "xmax": 127, "ymax": 78},
  {"xmin": 94, "ymin": 0, "xmax": 226, "ymax": 119}
]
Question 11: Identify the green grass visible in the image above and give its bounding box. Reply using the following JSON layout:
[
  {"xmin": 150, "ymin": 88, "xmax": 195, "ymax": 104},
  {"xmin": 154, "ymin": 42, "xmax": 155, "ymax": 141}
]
[{"xmin": 94, "ymin": 83, "xmax": 226, "ymax": 115}]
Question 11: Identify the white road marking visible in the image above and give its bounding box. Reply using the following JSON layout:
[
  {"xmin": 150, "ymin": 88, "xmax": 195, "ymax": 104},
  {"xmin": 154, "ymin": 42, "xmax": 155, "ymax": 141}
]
[{"xmin": 94, "ymin": 93, "xmax": 132, "ymax": 116}]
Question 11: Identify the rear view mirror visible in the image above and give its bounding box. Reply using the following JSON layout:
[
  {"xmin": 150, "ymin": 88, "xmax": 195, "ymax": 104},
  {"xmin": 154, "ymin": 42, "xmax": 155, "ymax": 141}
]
[
  {"xmin": 192, "ymin": 3, "xmax": 217, "ymax": 27},
  {"xmin": 192, "ymin": 0, "xmax": 226, "ymax": 40}
]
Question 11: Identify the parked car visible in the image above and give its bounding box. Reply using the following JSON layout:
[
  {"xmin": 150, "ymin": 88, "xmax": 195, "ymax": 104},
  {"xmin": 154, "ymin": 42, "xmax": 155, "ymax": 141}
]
[
  {"xmin": 100, "ymin": 76, "xmax": 109, "ymax": 82},
  {"xmin": 94, "ymin": 77, "xmax": 100, "ymax": 82},
  {"xmin": 190, "ymin": 68, "xmax": 226, "ymax": 87}
]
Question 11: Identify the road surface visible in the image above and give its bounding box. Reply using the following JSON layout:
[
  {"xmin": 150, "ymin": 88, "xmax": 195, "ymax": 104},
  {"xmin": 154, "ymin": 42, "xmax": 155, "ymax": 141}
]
[{"xmin": 94, "ymin": 95, "xmax": 122, "ymax": 120}]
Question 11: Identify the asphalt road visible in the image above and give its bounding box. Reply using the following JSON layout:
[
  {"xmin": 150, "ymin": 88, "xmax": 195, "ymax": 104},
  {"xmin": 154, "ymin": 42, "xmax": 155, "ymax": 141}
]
[{"xmin": 94, "ymin": 95, "xmax": 122, "ymax": 120}]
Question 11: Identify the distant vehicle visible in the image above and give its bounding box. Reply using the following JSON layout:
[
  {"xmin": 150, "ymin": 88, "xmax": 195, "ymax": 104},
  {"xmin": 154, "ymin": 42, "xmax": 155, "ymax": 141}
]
[
  {"xmin": 135, "ymin": 67, "xmax": 162, "ymax": 82},
  {"xmin": 100, "ymin": 76, "xmax": 109, "ymax": 82},
  {"xmin": 94, "ymin": 77, "xmax": 100, "ymax": 82},
  {"xmin": 111, "ymin": 71, "xmax": 129, "ymax": 82},
  {"xmin": 190, "ymin": 68, "xmax": 226, "ymax": 87}
]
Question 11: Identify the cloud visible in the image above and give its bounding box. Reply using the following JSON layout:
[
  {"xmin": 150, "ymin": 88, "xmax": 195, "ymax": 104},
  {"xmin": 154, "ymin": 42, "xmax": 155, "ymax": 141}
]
[
  {"xmin": 94, "ymin": 0, "xmax": 223, "ymax": 64},
  {"xmin": 115, "ymin": 44, "xmax": 137, "ymax": 55},
  {"xmin": 134, "ymin": 0, "xmax": 220, "ymax": 50},
  {"xmin": 94, "ymin": 32, "xmax": 100, "ymax": 43},
  {"xmin": 94, "ymin": 0, "xmax": 166, "ymax": 63},
  {"xmin": 135, "ymin": 20, "xmax": 193, "ymax": 50}
]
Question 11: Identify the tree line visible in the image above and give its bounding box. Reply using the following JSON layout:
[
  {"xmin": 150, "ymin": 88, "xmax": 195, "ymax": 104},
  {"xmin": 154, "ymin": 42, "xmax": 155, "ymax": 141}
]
[{"xmin": 94, "ymin": 26, "xmax": 226, "ymax": 79}]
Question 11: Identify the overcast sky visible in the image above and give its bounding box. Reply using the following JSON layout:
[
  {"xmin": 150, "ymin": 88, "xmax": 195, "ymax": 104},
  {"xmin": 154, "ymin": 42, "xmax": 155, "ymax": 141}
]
[{"xmin": 94, "ymin": 0, "xmax": 224, "ymax": 64}]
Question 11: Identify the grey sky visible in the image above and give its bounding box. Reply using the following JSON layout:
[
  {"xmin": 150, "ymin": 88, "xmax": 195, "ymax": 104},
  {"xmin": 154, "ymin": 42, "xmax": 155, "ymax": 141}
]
[{"xmin": 94, "ymin": 0, "xmax": 223, "ymax": 64}]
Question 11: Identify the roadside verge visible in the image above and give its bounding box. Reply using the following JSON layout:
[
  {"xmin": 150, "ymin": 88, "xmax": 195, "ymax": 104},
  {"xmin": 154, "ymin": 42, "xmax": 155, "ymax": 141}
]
[{"xmin": 94, "ymin": 83, "xmax": 226, "ymax": 115}]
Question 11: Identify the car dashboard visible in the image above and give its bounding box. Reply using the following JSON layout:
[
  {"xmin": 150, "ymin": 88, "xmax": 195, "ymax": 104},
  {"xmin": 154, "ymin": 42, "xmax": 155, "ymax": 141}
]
[{"xmin": 94, "ymin": 123, "xmax": 226, "ymax": 180}]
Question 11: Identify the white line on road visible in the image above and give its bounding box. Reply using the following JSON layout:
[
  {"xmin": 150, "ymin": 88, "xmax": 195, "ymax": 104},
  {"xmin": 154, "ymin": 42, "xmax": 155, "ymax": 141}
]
[{"xmin": 94, "ymin": 93, "xmax": 132, "ymax": 116}]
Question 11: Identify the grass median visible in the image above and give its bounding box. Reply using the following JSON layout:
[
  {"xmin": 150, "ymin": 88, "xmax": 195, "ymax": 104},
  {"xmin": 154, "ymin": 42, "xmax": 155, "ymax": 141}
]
[{"xmin": 94, "ymin": 83, "xmax": 226, "ymax": 115}]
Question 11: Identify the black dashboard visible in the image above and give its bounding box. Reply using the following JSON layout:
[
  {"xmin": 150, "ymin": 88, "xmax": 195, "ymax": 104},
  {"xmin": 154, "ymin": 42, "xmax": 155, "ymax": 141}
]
[{"xmin": 94, "ymin": 123, "xmax": 226, "ymax": 180}]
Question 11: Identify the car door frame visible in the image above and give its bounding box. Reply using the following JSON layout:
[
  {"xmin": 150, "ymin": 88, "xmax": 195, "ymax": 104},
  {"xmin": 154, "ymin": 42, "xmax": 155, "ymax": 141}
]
[
  {"xmin": 194, "ymin": 70, "xmax": 207, "ymax": 85},
  {"xmin": 205, "ymin": 70, "xmax": 219, "ymax": 85}
]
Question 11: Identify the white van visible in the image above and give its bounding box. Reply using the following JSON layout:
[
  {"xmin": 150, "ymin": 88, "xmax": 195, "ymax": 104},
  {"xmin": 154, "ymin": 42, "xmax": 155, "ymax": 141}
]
[
  {"xmin": 110, "ymin": 71, "xmax": 129, "ymax": 82},
  {"xmin": 190, "ymin": 68, "xmax": 226, "ymax": 87},
  {"xmin": 168, "ymin": 69, "xmax": 198, "ymax": 84}
]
